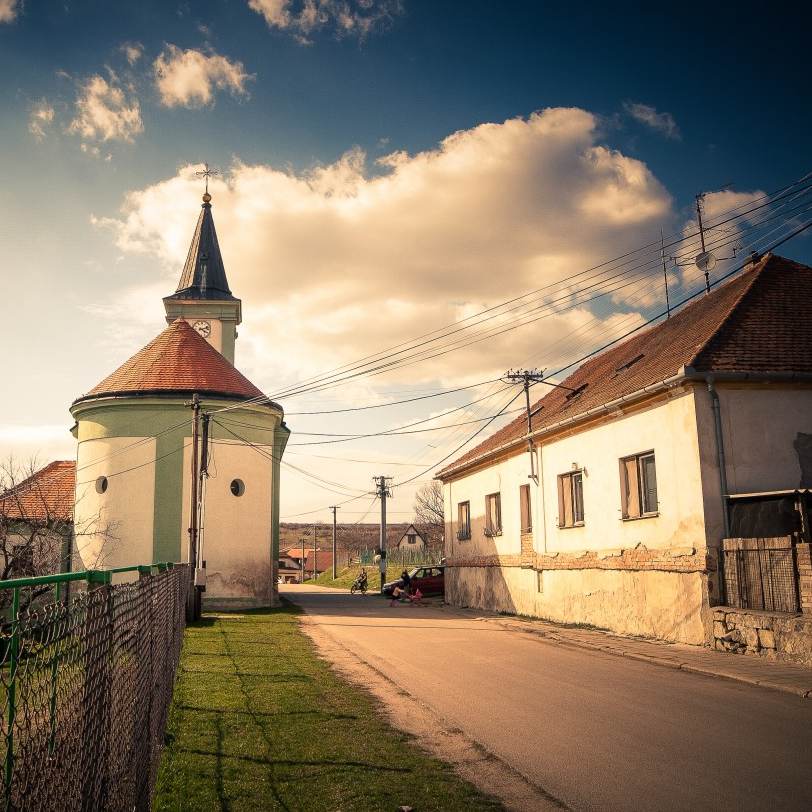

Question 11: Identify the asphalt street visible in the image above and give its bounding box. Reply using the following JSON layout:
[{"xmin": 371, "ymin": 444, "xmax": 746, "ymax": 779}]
[{"xmin": 283, "ymin": 585, "xmax": 812, "ymax": 812}]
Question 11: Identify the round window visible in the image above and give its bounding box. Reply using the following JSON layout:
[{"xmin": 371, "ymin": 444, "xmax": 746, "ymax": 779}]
[
  {"xmin": 230, "ymin": 478, "xmax": 245, "ymax": 497},
  {"xmin": 95, "ymin": 476, "xmax": 108, "ymax": 494}
]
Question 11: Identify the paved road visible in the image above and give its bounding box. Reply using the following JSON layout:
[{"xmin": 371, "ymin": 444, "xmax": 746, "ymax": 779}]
[{"xmin": 283, "ymin": 585, "xmax": 812, "ymax": 812}]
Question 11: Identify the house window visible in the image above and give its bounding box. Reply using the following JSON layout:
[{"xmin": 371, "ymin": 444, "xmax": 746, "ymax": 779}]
[
  {"xmin": 457, "ymin": 501, "xmax": 471, "ymax": 540},
  {"xmin": 519, "ymin": 484, "xmax": 532, "ymax": 533},
  {"xmin": 557, "ymin": 471, "xmax": 584, "ymax": 527},
  {"xmin": 485, "ymin": 492, "xmax": 502, "ymax": 536},
  {"xmin": 407, "ymin": 533, "xmax": 417, "ymax": 544},
  {"xmin": 620, "ymin": 451, "xmax": 658, "ymax": 519}
]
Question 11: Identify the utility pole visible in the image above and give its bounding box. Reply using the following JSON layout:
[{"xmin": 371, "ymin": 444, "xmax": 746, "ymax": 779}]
[
  {"xmin": 300, "ymin": 536, "xmax": 306, "ymax": 583},
  {"xmin": 374, "ymin": 476, "xmax": 393, "ymax": 593},
  {"xmin": 313, "ymin": 524, "xmax": 317, "ymax": 581},
  {"xmin": 503, "ymin": 370, "xmax": 545, "ymax": 483},
  {"xmin": 329, "ymin": 506, "xmax": 338, "ymax": 579},
  {"xmin": 185, "ymin": 393, "xmax": 200, "ymax": 621},
  {"xmin": 194, "ymin": 411, "xmax": 210, "ymax": 619}
]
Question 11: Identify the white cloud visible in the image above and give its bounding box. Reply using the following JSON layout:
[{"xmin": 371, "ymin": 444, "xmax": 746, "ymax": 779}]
[
  {"xmin": 99, "ymin": 109, "xmax": 675, "ymax": 395},
  {"xmin": 154, "ymin": 45, "xmax": 253, "ymax": 108},
  {"xmin": 29, "ymin": 100, "xmax": 55, "ymax": 140},
  {"xmin": 0, "ymin": 0, "xmax": 20, "ymax": 25},
  {"xmin": 623, "ymin": 101, "xmax": 681, "ymax": 140},
  {"xmin": 248, "ymin": 0, "xmax": 403, "ymax": 42},
  {"xmin": 121, "ymin": 42, "xmax": 144, "ymax": 66},
  {"xmin": 68, "ymin": 75, "xmax": 143, "ymax": 144}
]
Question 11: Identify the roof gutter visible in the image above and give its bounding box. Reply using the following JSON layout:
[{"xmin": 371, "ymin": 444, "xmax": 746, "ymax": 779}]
[
  {"xmin": 438, "ymin": 367, "xmax": 812, "ymax": 480},
  {"xmin": 70, "ymin": 389, "xmax": 284, "ymax": 413}
]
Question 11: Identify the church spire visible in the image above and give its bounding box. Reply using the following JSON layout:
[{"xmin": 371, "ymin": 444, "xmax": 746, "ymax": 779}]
[
  {"xmin": 166, "ymin": 191, "xmax": 237, "ymax": 302},
  {"xmin": 163, "ymin": 180, "xmax": 242, "ymax": 365}
]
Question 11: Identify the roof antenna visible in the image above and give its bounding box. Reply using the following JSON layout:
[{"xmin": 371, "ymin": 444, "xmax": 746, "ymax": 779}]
[
  {"xmin": 661, "ymin": 230, "xmax": 671, "ymax": 318},
  {"xmin": 673, "ymin": 185, "xmax": 739, "ymax": 295},
  {"xmin": 694, "ymin": 192, "xmax": 714, "ymax": 294}
]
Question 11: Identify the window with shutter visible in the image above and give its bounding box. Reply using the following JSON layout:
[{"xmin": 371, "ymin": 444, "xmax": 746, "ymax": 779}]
[
  {"xmin": 457, "ymin": 501, "xmax": 471, "ymax": 540},
  {"xmin": 485, "ymin": 492, "xmax": 502, "ymax": 535},
  {"xmin": 620, "ymin": 451, "xmax": 658, "ymax": 519},
  {"xmin": 519, "ymin": 484, "xmax": 532, "ymax": 533},
  {"xmin": 557, "ymin": 471, "xmax": 585, "ymax": 528}
]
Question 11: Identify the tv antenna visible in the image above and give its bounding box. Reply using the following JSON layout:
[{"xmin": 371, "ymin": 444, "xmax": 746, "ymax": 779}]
[{"xmin": 673, "ymin": 186, "xmax": 739, "ymax": 294}]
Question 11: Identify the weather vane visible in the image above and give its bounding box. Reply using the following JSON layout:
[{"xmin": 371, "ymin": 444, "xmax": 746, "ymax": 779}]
[{"xmin": 196, "ymin": 162, "xmax": 218, "ymax": 194}]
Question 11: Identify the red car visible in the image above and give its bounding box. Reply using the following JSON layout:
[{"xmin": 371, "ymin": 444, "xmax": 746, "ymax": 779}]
[{"xmin": 383, "ymin": 566, "xmax": 445, "ymax": 597}]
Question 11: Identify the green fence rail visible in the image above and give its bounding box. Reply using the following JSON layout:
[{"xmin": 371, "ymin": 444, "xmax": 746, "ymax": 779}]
[{"xmin": 0, "ymin": 563, "xmax": 188, "ymax": 812}]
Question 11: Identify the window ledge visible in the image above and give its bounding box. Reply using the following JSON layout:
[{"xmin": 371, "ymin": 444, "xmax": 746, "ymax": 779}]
[
  {"xmin": 483, "ymin": 529, "xmax": 503, "ymax": 537},
  {"xmin": 558, "ymin": 522, "xmax": 585, "ymax": 529},
  {"xmin": 456, "ymin": 532, "xmax": 471, "ymax": 541},
  {"xmin": 621, "ymin": 512, "xmax": 659, "ymax": 522}
]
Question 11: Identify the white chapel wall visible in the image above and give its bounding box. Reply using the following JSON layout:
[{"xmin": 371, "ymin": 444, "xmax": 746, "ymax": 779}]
[
  {"xmin": 74, "ymin": 436, "xmax": 156, "ymax": 569},
  {"xmin": 182, "ymin": 438, "xmax": 274, "ymax": 607}
]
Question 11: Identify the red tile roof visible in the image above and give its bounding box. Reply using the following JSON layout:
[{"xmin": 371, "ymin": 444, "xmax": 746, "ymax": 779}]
[
  {"xmin": 439, "ymin": 254, "xmax": 812, "ymax": 477},
  {"xmin": 284, "ymin": 549, "xmax": 336, "ymax": 572},
  {"xmin": 0, "ymin": 460, "xmax": 75, "ymax": 523},
  {"xmin": 74, "ymin": 319, "xmax": 276, "ymax": 407}
]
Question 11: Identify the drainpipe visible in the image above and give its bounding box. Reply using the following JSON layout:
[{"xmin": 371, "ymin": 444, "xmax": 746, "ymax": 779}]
[{"xmin": 706, "ymin": 377, "xmax": 731, "ymax": 538}]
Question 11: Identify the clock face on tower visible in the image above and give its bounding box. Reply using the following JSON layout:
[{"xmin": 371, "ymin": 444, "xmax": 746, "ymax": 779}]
[{"xmin": 192, "ymin": 320, "xmax": 211, "ymax": 338}]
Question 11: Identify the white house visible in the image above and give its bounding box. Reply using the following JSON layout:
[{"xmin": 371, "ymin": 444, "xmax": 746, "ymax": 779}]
[
  {"xmin": 395, "ymin": 524, "xmax": 427, "ymax": 549},
  {"xmin": 437, "ymin": 253, "xmax": 812, "ymax": 647}
]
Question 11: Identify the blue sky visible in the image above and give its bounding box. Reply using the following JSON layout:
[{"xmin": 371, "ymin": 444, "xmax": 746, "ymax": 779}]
[{"xmin": 2, "ymin": 0, "xmax": 811, "ymax": 520}]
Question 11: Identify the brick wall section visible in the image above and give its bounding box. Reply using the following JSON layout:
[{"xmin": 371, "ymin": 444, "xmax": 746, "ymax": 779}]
[
  {"xmin": 449, "ymin": 546, "xmax": 711, "ymax": 573},
  {"xmin": 797, "ymin": 542, "xmax": 812, "ymax": 615},
  {"xmin": 520, "ymin": 532, "xmax": 534, "ymax": 566}
]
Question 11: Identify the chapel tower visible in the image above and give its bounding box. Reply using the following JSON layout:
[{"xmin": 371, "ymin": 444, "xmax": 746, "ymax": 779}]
[{"xmin": 162, "ymin": 191, "xmax": 242, "ymax": 364}]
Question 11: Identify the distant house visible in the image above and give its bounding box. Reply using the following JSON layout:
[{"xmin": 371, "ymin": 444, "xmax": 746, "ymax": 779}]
[
  {"xmin": 395, "ymin": 524, "xmax": 427, "ymax": 549},
  {"xmin": 283, "ymin": 548, "xmax": 336, "ymax": 582},
  {"xmin": 0, "ymin": 460, "xmax": 75, "ymax": 580},
  {"xmin": 437, "ymin": 254, "xmax": 812, "ymax": 651}
]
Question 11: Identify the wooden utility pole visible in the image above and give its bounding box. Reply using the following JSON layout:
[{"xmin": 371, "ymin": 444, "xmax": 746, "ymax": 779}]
[
  {"xmin": 374, "ymin": 476, "xmax": 392, "ymax": 593},
  {"xmin": 186, "ymin": 393, "xmax": 200, "ymax": 621},
  {"xmin": 330, "ymin": 506, "xmax": 338, "ymax": 579},
  {"xmin": 300, "ymin": 536, "xmax": 306, "ymax": 583},
  {"xmin": 313, "ymin": 524, "xmax": 317, "ymax": 581},
  {"xmin": 504, "ymin": 370, "xmax": 544, "ymax": 483}
]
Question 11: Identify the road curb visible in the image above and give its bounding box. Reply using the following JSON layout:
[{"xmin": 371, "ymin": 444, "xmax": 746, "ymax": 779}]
[{"xmin": 472, "ymin": 608, "xmax": 812, "ymax": 699}]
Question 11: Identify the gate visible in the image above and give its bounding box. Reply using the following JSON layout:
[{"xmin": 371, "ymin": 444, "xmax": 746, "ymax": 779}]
[{"xmin": 718, "ymin": 537, "xmax": 800, "ymax": 613}]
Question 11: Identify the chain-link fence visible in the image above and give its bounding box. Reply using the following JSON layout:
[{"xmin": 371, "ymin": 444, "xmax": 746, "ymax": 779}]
[{"xmin": 0, "ymin": 563, "xmax": 188, "ymax": 812}]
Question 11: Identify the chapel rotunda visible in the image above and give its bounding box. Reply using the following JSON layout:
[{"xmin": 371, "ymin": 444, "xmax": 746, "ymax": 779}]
[{"xmin": 70, "ymin": 190, "xmax": 289, "ymax": 609}]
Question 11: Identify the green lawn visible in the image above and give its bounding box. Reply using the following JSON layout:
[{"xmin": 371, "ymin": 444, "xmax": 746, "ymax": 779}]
[{"xmin": 154, "ymin": 605, "xmax": 505, "ymax": 812}]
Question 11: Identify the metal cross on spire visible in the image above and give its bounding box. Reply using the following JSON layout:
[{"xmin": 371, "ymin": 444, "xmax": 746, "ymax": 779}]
[{"xmin": 196, "ymin": 162, "xmax": 218, "ymax": 194}]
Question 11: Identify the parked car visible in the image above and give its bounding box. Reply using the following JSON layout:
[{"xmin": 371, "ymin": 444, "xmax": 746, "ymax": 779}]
[{"xmin": 383, "ymin": 566, "xmax": 444, "ymax": 597}]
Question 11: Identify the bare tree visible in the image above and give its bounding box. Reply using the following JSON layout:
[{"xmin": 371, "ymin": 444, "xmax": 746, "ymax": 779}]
[
  {"xmin": 0, "ymin": 456, "xmax": 119, "ymax": 611},
  {"xmin": 412, "ymin": 480, "xmax": 444, "ymax": 541}
]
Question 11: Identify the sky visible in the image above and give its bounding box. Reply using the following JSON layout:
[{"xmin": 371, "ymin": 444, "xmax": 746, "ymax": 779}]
[{"xmin": 2, "ymin": 0, "xmax": 812, "ymax": 525}]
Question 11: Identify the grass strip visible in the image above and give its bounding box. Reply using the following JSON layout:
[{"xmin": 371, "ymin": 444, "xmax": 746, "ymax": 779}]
[{"xmin": 154, "ymin": 605, "xmax": 505, "ymax": 812}]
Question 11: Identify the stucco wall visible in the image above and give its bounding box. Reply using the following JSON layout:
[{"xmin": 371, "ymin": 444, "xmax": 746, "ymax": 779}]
[
  {"xmin": 71, "ymin": 396, "xmax": 284, "ymax": 609},
  {"xmin": 182, "ymin": 437, "xmax": 275, "ymax": 608},
  {"xmin": 718, "ymin": 386, "xmax": 812, "ymax": 494},
  {"xmin": 446, "ymin": 564, "xmax": 707, "ymax": 643},
  {"xmin": 445, "ymin": 387, "xmax": 708, "ymax": 560},
  {"xmin": 74, "ymin": 434, "xmax": 156, "ymax": 568}
]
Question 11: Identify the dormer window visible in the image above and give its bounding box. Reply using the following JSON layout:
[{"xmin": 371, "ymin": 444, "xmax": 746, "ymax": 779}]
[
  {"xmin": 565, "ymin": 383, "xmax": 588, "ymax": 400},
  {"xmin": 615, "ymin": 354, "xmax": 644, "ymax": 374}
]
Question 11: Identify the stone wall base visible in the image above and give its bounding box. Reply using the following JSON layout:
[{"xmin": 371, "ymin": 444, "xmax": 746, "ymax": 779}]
[
  {"xmin": 446, "ymin": 564, "xmax": 708, "ymax": 644},
  {"xmin": 712, "ymin": 607, "xmax": 812, "ymax": 666}
]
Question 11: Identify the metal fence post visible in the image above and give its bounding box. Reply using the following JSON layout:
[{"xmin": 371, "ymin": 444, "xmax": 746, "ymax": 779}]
[{"xmin": 4, "ymin": 587, "xmax": 20, "ymax": 812}]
